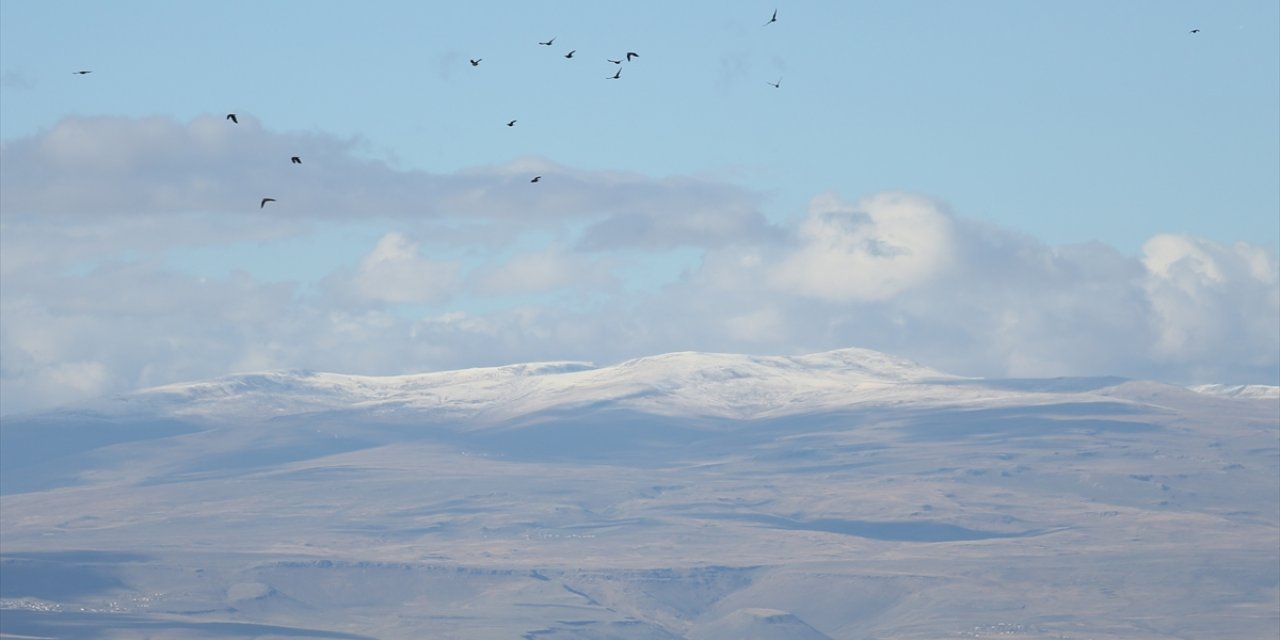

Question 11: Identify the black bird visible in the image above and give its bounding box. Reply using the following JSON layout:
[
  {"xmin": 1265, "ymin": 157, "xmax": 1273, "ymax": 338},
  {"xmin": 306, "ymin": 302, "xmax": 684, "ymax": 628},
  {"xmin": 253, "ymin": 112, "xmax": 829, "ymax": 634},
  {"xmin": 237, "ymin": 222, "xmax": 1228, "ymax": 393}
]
[
  {"xmin": 291, "ymin": 156, "xmax": 302, "ymax": 164},
  {"xmin": 73, "ymin": 70, "xmax": 92, "ymax": 75},
  {"xmin": 470, "ymin": 58, "xmax": 482, "ymax": 66},
  {"xmin": 625, "ymin": 51, "xmax": 639, "ymax": 61},
  {"xmin": 1189, "ymin": 28, "xmax": 1201, "ymax": 33},
  {"xmin": 767, "ymin": 78, "xmax": 781, "ymax": 88},
  {"xmin": 608, "ymin": 68, "xmax": 621, "ymax": 80},
  {"xmin": 607, "ymin": 58, "xmax": 622, "ymax": 64},
  {"xmin": 260, "ymin": 198, "xmax": 276, "ymax": 208},
  {"xmin": 539, "ymin": 37, "xmax": 555, "ymax": 46},
  {"xmin": 530, "ymin": 176, "xmax": 541, "ymax": 183},
  {"xmin": 764, "ymin": 9, "xmax": 777, "ymax": 26},
  {"xmin": 226, "ymin": 113, "xmax": 238, "ymax": 124},
  {"xmin": 507, "ymin": 119, "xmax": 517, "ymax": 127},
  {"xmin": 564, "ymin": 50, "xmax": 576, "ymax": 59}
]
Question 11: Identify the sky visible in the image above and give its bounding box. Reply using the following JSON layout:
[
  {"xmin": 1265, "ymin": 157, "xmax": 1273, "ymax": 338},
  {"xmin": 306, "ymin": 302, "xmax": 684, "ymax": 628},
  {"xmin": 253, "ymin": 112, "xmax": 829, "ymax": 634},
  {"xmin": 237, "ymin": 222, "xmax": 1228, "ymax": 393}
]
[{"xmin": 1, "ymin": 0, "xmax": 1278, "ymax": 415}]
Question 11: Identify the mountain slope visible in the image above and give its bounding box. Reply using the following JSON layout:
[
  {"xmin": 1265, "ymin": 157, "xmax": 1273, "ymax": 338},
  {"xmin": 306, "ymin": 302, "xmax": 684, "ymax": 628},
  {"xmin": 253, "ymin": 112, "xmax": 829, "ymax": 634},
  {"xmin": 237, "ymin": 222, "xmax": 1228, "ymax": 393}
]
[{"xmin": 2, "ymin": 347, "xmax": 1276, "ymax": 639}]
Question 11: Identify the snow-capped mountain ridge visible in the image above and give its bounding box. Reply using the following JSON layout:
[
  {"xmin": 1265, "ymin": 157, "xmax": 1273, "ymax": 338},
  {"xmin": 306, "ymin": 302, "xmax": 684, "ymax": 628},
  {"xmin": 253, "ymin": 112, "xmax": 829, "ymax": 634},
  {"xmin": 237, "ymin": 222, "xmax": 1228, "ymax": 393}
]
[
  {"xmin": 55, "ymin": 346, "xmax": 1264, "ymax": 429},
  {"xmin": 109, "ymin": 347, "xmax": 970, "ymax": 422},
  {"xmin": 74, "ymin": 346, "xmax": 1270, "ymax": 425},
  {"xmin": 1190, "ymin": 383, "xmax": 1280, "ymax": 400}
]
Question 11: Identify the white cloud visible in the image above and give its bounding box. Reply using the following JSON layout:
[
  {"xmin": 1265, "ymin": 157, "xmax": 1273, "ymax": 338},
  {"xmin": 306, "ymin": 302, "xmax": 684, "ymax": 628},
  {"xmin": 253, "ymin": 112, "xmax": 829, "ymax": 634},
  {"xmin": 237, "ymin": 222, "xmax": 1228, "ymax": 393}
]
[
  {"xmin": 469, "ymin": 246, "xmax": 617, "ymax": 296},
  {"xmin": 3, "ymin": 211, "xmax": 1277, "ymax": 416},
  {"xmin": 0, "ymin": 116, "xmax": 772, "ymax": 251},
  {"xmin": 323, "ymin": 232, "xmax": 460, "ymax": 305},
  {"xmin": 1142, "ymin": 234, "xmax": 1280, "ymax": 375},
  {"xmin": 2, "ymin": 118, "xmax": 1276, "ymax": 415},
  {"xmin": 770, "ymin": 192, "xmax": 955, "ymax": 301},
  {"xmin": 724, "ymin": 308, "xmax": 786, "ymax": 343}
]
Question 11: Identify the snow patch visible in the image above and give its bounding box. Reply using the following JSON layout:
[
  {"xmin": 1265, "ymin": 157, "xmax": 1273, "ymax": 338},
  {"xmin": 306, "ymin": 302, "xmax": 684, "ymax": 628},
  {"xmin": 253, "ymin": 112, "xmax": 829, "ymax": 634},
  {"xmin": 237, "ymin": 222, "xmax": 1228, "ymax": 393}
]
[{"xmin": 1189, "ymin": 384, "xmax": 1280, "ymax": 400}]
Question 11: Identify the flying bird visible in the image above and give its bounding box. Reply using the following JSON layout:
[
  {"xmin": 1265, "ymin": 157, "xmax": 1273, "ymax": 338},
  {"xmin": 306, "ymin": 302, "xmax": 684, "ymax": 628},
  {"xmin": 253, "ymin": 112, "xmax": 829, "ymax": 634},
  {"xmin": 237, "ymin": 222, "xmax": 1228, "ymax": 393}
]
[
  {"xmin": 470, "ymin": 58, "xmax": 482, "ymax": 66},
  {"xmin": 608, "ymin": 68, "xmax": 621, "ymax": 79},
  {"xmin": 607, "ymin": 58, "xmax": 622, "ymax": 64},
  {"xmin": 539, "ymin": 37, "xmax": 555, "ymax": 46},
  {"xmin": 226, "ymin": 113, "xmax": 238, "ymax": 124},
  {"xmin": 291, "ymin": 156, "xmax": 302, "ymax": 164},
  {"xmin": 73, "ymin": 70, "xmax": 92, "ymax": 75},
  {"xmin": 260, "ymin": 198, "xmax": 276, "ymax": 208},
  {"xmin": 767, "ymin": 78, "xmax": 781, "ymax": 88},
  {"xmin": 1189, "ymin": 28, "xmax": 1201, "ymax": 33},
  {"xmin": 625, "ymin": 52, "xmax": 639, "ymax": 61},
  {"xmin": 507, "ymin": 119, "xmax": 517, "ymax": 127},
  {"xmin": 564, "ymin": 50, "xmax": 576, "ymax": 59},
  {"xmin": 530, "ymin": 176, "xmax": 541, "ymax": 183},
  {"xmin": 764, "ymin": 9, "xmax": 777, "ymax": 26}
]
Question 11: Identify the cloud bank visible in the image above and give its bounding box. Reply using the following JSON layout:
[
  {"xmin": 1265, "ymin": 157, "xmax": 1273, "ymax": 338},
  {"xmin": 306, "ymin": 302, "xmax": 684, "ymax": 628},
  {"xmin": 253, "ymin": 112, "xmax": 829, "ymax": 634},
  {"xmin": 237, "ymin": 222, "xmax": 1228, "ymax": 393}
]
[{"xmin": 2, "ymin": 116, "xmax": 1276, "ymax": 414}]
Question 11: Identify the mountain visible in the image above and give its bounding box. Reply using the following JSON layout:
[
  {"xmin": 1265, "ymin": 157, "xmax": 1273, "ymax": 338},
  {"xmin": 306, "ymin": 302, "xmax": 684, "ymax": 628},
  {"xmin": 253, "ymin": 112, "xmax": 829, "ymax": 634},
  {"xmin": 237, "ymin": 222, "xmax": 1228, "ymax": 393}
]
[
  {"xmin": 1, "ymin": 347, "xmax": 1277, "ymax": 639},
  {"xmin": 99, "ymin": 347, "xmax": 965, "ymax": 421}
]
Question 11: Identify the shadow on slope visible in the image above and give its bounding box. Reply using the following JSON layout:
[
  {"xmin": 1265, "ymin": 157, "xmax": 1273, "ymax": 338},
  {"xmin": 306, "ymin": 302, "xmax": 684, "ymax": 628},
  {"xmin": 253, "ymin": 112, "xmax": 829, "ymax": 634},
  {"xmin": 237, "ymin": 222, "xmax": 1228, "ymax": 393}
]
[
  {"xmin": 0, "ymin": 393, "xmax": 1169, "ymax": 495},
  {"xmin": 689, "ymin": 608, "xmax": 832, "ymax": 640},
  {"xmin": 470, "ymin": 407, "xmax": 736, "ymax": 463},
  {"xmin": 0, "ymin": 551, "xmax": 152, "ymax": 600},
  {"xmin": 520, "ymin": 619, "xmax": 682, "ymax": 639},
  {"xmin": 896, "ymin": 402, "xmax": 1159, "ymax": 441},
  {"xmin": 0, "ymin": 610, "xmax": 377, "ymax": 640},
  {"xmin": 933, "ymin": 376, "xmax": 1130, "ymax": 393},
  {"xmin": 0, "ymin": 413, "xmax": 202, "ymax": 494},
  {"xmin": 697, "ymin": 513, "xmax": 1040, "ymax": 542}
]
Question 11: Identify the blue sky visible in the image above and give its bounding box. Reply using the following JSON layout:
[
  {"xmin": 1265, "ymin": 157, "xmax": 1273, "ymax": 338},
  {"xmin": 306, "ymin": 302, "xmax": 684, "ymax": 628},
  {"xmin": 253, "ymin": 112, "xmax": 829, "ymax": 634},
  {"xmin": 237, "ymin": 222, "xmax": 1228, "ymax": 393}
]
[{"xmin": 2, "ymin": 1, "xmax": 1278, "ymax": 413}]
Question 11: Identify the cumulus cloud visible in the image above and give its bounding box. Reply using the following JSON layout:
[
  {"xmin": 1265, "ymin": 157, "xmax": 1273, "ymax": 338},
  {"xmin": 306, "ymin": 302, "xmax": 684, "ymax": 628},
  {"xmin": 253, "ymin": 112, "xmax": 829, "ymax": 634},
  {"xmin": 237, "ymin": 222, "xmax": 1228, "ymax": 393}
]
[
  {"xmin": 0, "ymin": 116, "xmax": 773, "ymax": 250},
  {"xmin": 2, "ymin": 117, "xmax": 1276, "ymax": 415},
  {"xmin": 770, "ymin": 192, "xmax": 956, "ymax": 301},
  {"xmin": 1142, "ymin": 234, "xmax": 1280, "ymax": 377},
  {"xmin": 323, "ymin": 232, "xmax": 460, "ymax": 305},
  {"xmin": 469, "ymin": 246, "xmax": 617, "ymax": 296},
  {"xmin": 3, "ymin": 207, "xmax": 1276, "ymax": 415}
]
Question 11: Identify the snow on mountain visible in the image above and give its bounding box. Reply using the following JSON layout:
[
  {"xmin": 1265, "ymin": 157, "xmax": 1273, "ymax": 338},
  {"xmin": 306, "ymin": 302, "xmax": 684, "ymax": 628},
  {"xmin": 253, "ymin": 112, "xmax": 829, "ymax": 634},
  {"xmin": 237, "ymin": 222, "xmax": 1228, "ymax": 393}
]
[
  {"xmin": 1190, "ymin": 383, "xmax": 1280, "ymax": 400},
  {"xmin": 97, "ymin": 347, "xmax": 1110, "ymax": 424}
]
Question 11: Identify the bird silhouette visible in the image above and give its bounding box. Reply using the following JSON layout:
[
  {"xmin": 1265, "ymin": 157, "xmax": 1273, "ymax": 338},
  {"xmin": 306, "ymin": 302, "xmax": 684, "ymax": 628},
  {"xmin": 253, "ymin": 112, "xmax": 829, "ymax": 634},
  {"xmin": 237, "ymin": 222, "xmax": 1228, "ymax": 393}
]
[
  {"xmin": 507, "ymin": 119, "xmax": 517, "ymax": 127},
  {"xmin": 625, "ymin": 52, "xmax": 639, "ymax": 61},
  {"xmin": 530, "ymin": 176, "xmax": 542, "ymax": 183},
  {"xmin": 226, "ymin": 113, "xmax": 238, "ymax": 124},
  {"xmin": 764, "ymin": 9, "xmax": 777, "ymax": 26},
  {"xmin": 767, "ymin": 78, "xmax": 781, "ymax": 88},
  {"xmin": 470, "ymin": 58, "xmax": 482, "ymax": 66},
  {"xmin": 73, "ymin": 70, "xmax": 92, "ymax": 75},
  {"xmin": 1189, "ymin": 28, "xmax": 1201, "ymax": 33},
  {"xmin": 539, "ymin": 37, "xmax": 555, "ymax": 46},
  {"xmin": 291, "ymin": 156, "xmax": 302, "ymax": 164},
  {"xmin": 260, "ymin": 198, "xmax": 276, "ymax": 208},
  {"xmin": 607, "ymin": 58, "xmax": 622, "ymax": 64},
  {"xmin": 608, "ymin": 68, "xmax": 621, "ymax": 80},
  {"xmin": 564, "ymin": 50, "xmax": 576, "ymax": 59}
]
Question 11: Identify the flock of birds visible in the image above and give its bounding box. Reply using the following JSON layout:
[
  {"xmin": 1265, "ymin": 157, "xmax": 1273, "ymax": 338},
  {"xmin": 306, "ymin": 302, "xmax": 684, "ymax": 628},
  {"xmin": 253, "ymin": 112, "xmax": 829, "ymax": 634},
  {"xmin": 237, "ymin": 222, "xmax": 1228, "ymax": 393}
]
[
  {"xmin": 440, "ymin": 10, "xmax": 788, "ymax": 189},
  {"xmin": 67, "ymin": 11, "xmax": 1206, "ymax": 210},
  {"xmin": 219, "ymin": 112, "xmax": 291, "ymax": 207},
  {"xmin": 468, "ymin": 35, "xmax": 644, "ymax": 186},
  {"xmin": 67, "ymin": 8, "xmax": 793, "ymax": 209},
  {"xmin": 460, "ymin": 38, "xmax": 644, "ymax": 187}
]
